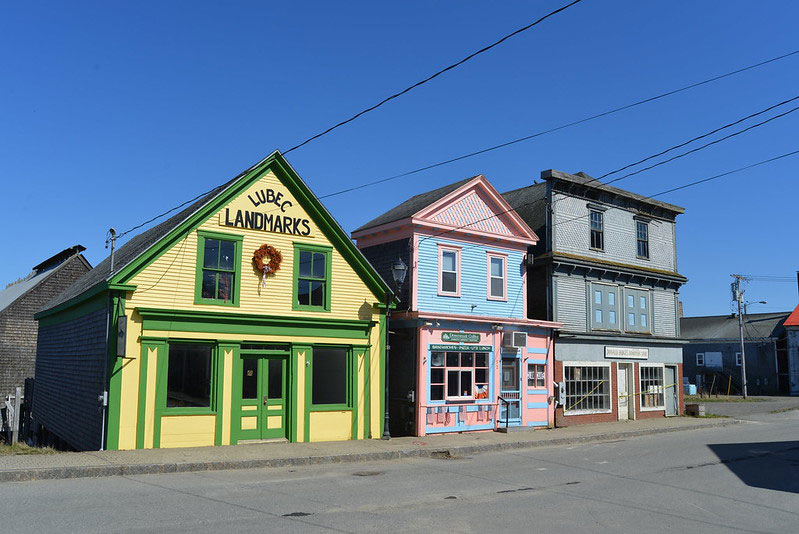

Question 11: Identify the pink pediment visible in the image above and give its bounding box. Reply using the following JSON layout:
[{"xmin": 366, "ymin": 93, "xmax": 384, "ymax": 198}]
[{"xmin": 414, "ymin": 176, "xmax": 538, "ymax": 244}]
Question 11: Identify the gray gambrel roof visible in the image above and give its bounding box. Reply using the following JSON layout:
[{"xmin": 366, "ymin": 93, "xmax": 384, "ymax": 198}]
[
  {"xmin": 353, "ymin": 176, "xmax": 478, "ymax": 233},
  {"xmin": 680, "ymin": 312, "xmax": 790, "ymax": 341}
]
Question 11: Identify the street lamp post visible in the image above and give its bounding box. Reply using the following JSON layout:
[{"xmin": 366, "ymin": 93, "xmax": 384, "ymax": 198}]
[{"xmin": 382, "ymin": 258, "xmax": 407, "ymax": 440}]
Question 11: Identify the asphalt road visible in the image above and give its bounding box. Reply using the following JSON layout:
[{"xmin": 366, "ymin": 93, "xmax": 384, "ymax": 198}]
[{"xmin": 1, "ymin": 411, "xmax": 797, "ymax": 533}]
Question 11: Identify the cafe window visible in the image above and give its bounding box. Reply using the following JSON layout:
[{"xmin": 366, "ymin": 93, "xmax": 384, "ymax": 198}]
[
  {"xmin": 195, "ymin": 231, "xmax": 242, "ymax": 306},
  {"xmin": 294, "ymin": 244, "xmax": 332, "ymax": 311},
  {"xmin": 312, "ymin": 347, "xmax": 350, "ymax": 406},
  {"xmin": 430, "ymin": 350, "xmax": 489, "ymax": 401},
  {"xmin": 166, "ymin": 343, "xmax": 213, "ymax": 409}
]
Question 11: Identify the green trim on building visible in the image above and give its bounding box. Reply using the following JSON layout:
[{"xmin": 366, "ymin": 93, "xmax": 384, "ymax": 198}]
[
  {"xmin": 136, "ymin": 339, "xmax": 167, "ymax": 449},
  {"xmin": 216, "ymin": 342, "xmax": 238, "ymax": 446},
  {"xmin": 194, "ymin": 230, "xmax": 244, "ymax": 307},
  {"xmin": 291, "ymin": 242, "xmax": 333, "ymax": 312},
  {"xmin": 137, "ymin": 307, "xmax": 375, "ymax": 339},
  {"xmin": 35, "ymin": 283, "xmax": 136, "ymax": 322}
]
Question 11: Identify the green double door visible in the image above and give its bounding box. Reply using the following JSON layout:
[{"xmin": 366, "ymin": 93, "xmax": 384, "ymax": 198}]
[{"xmin": 236, "ymin": 353, "xmax": 289, "ymax": 441}]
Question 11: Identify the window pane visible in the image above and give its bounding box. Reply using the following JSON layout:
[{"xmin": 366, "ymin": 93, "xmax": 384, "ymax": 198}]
[
  {"xmin": 268, "ymin": 359, "xmax": 283, "ymax": 399},
  {"xmin": 460, "ymin": 371, "xmax": 472, "ymax": 397},
  {"xmin": 312, "ymin": 252, "xmax": 326, "ymax": 279},
  {"xmin": 640, "ymin": 296, "xmax": 647, "ymax": 309},
  {"xmin": 608, "ymin": 292, "xmax": 615, "ymax": 306},
  {"xmin": 475, "ymin": 353, "xmax": 487, "ymax": 367},
  {"xmin": 297, "ymin": 279, "xmax": 310, "ymax": 306},
  {"xmin": 461, "ymin": 353, "xmax": 473, "ymax": 367},
  {"xmin": 490, "ymin": 277, "xmax": 504, "ymax": 297},
  {"xmin": 217, "ymin": 271, "xmax": 232, "ymax": 301},
  {"xmin": 431, "ymin": 352, "xmax": 445, "ymax": 367},
  {"xmin": 609, "ymin": 310, "xmax": 616, "ymax": 324},
  {"xmin": 167, "ymin": 344, "xmax": 211, "ymax": 408},
  {"xmin": 310, "ymin": 280, "xmax": 324, "ymax": 307},
  {"xmin": 431, "ymin": 385, "xmax": 444, "ymax": 401},
  {"xmin": 299, "ymin": 251, "xmax": 312, "ymax": 277},
  {"xmin": 241, "ymin": 358, "xmax": 258, "ymax": 400},
  {"xmin": 431, "ymin": 368, "xmax": 444, "ymax": 383},
  {"xmin": 312, "ymin": 348, "xmax": 347, "ymax": 405},
  {"xmin": 490, "ymin": 257, "xmax": 503, "ymax": 277},
  {"xmin": 219, "ymin": 240, "xmax": 235, "ymax": 270},
  {"xmin": 447, "ymin": 371, "xmax": 460, "ymax": 397},
  {"xmin": 502, "ymin": 360, "xmax": 518, "ymax": 389},
  {"xmin": 641, "ymin": 314, "xmax": 648, "ymax": 327},
  {"xmin": 595, "ymin": 309, "xmax": 602, "ymax": 323},
  {"xmin": 475, "ymin": 368, "xmax": 487, "ymax": 384},
  {"xmin": 628, "ymin": 295, "xmax": 634, "ymax": 308},
  {"xmin": 595, "ymin": 290, "xmax": 602, "ymax": 304},
  {"xmin": 628, "ymin": 313, "xmax": 635, "ymax": 326},
  {"xmin": 446, "ymin": 352, "xmax": 459, "ymax": 367},
  {"xmin": 442, "ymin": 272, "xmax": 457, "ymax": 293},
  {"xmin": 201, "ymin": 271, "xmax": 216, "ymax": 299},
  {"xmin": 203, "ymin": 239, "xmax": 219, "ymax": 268},
  {"xmin": 442, "ymin": 251, "xmax": 456, "ymax": 272}
]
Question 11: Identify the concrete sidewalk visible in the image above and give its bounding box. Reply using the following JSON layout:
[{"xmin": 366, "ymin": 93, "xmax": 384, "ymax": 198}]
[{"xmin": 0, "ymin": 416, "xmax": 739, "ymax": 483}]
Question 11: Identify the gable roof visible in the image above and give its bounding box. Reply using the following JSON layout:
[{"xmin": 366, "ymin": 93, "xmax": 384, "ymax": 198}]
[
  {"xmin": 0, "ymin": 249, "xmax": 90, "ymax": 315},
  {"xmin": 40, "ymin": 152, "xmax": 392, "ymax": 316},
  {"xmin": 353, "ymin": 177, "xmax": 476, "ymax": 233},
  {"xmin": 680, "ymin": 312, "xmax": 790, "ymax": 341},
  {"xmin": 785, "ymin": 304, "xmax": 799, "ymax": 327}
]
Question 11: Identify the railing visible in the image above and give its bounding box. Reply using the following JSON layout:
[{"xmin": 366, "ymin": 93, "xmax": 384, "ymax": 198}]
[{"xmin": 497, "ymin": 396, "xmax": 510, "ymax": 429}]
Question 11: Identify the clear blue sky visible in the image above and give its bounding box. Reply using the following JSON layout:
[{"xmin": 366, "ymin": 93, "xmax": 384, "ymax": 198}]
[{"xmin": 2, "ymin": 1, "xmax": 797, "ymax": 316}]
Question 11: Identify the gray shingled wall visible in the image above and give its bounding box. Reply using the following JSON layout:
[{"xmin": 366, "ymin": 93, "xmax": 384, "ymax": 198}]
[
  {"xmin": 32, "ymin": 306, "xmax": 107, "ymax": 451},
  {"xmin": 0, "ymin": 255, "xmax": 91, "ymax": 397}
]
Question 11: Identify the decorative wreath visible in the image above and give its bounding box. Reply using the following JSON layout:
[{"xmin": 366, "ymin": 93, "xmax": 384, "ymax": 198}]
[{"xmin": 253, "ymin": 244, "xmax": 282, "ymax": 287}]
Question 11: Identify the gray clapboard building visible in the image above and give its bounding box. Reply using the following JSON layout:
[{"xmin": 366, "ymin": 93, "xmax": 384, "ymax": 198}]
[
  {"xmin": 0, "ymin": 246, "xmax": 91, "ymax": 397},
  {"xmin": 681, "ymin": 312, "xmax": 791, "ymax": 396},
  {"xmin": 504, "ymin": 170, "xmax": 686, "ymax": 424}
]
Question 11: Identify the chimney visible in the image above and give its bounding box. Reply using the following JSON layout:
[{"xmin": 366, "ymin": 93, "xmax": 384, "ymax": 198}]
[{"xmin": 678, "ymin": 301, "xmax": 684, "ymax": 318}]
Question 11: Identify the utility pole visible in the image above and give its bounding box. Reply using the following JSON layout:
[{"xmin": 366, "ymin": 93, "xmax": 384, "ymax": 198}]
[{"xmin": 731, "ymin": 274, "xmax": 748, "ymax": 398}]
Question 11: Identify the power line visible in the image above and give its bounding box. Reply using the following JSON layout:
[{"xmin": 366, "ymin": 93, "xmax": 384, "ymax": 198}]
[
  {"xmin": 281, "ymin": 0, "xmax": 585, "ymax": 155},
  {"xmin": 316, "ymin": 49, "xmax": 799, "ymax": 200},
  {"xmin": 115, "ymin": 49, "xmax": 799, "ymax": 240}
]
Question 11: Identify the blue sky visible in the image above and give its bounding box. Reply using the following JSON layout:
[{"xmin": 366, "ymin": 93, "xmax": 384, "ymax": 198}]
[{"xmin": 2, "ymin": 1, "xmax": 797, "ymax": 316}]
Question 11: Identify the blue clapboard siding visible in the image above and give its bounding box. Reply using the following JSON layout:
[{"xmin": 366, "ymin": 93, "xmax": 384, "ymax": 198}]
[{"xmin": 417, "ymin": 237, "xmax": 525, "ymax": 319}]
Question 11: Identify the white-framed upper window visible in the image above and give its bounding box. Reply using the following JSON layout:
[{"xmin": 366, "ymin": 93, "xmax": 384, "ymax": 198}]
[
  {"xmin": 640, "ymin": 364, "xmax": 665, "ymax": 410},
  {"xmin": 696, "ymin": 353, "xmax": 705, "ymax": 366},
  {"xmin": 563, "ymin": 363, "xmax": 611, "ymax": 414},
  {"xmin": 438, "ymin": 245, "xmax": 461, "ymax": 296},
  {"xmin": 487, "ymin": 253, "xmax": 507, "ymax": 300},
  {"xmin": 735, "ymin": 352, "xmax": 742, "ymax": 366}
]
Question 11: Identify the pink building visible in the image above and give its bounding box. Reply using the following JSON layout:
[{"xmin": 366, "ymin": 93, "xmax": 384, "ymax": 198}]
[{"xmin": 353, "ymin": 176, "xmax": 561, "ymax": 436}]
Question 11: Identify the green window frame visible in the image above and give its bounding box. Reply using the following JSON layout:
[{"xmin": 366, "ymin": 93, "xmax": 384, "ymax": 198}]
[
  {"xmin": 156, "ymin": 339, "xmax": 220, "ymax": 416},
  {"xmin": 194, "ymin": 230, "xmax": 243, "ymax": 307},
  {"xmin": 293, "ymin": 243, "xmax": 332, "ymax": 311},
  {"xmin": 308, "ymin": 345, "xmax": 354, "ymax": 410}
]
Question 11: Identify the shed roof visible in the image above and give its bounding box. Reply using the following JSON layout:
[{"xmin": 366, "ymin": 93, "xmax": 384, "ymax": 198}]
[
  {"xmin": 680, "ymin": 312, "xmax": 790, "ymax": 341},
  {"xmin": 785, "ymin": 304, "xmax": 799, "ymax": 327}
]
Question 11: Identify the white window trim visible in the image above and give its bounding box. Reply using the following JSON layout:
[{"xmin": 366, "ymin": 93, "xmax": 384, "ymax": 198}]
[
  {"xmin": 562, "ymin": 361, "xmax": 612, "ymax": 416},
  {"xmin": 696, "ymin": 352, "xmax": 705, "ymax": 366},
  {"xmin": 639, "ymin": 362, "xmax": 666, "ymax": 412},
  {"xmin": 486, "ymin": 252, "xmax": 508, "ymax": 301},
  {"xmin": 437, "ymin": 244, "xmax": 461, "ymax": 297}
]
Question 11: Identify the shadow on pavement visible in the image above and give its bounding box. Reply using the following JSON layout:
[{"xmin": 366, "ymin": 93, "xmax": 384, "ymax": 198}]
[{"xmin": 707, "ymin": 441, "xmax": 799, "ymax": 494}]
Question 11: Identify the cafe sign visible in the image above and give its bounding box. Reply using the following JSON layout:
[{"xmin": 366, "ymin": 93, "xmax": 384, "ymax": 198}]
[
  {"xmin": 430, "ymin": 344, "xmax": 492, "ymax": 352},
  {"xmin": 441, "ymin": 332, "xmax": 481, "ymax": 343}
]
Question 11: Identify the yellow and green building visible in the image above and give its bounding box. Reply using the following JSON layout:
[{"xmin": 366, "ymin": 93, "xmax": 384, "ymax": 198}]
[{"xmin": 33, "ymin": 152, "xmax": 393, "ymax": 451}]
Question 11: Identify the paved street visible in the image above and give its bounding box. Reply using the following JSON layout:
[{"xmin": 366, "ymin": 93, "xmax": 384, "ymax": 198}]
[{"xmin": 1, "ymin": 409, "xmax": 797, "ymax": 533}]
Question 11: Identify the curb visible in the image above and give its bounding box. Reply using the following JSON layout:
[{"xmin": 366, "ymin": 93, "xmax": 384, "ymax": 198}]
[{"xmin": 0, "ymin": 419, "xmax": 740, "ymax": 483}]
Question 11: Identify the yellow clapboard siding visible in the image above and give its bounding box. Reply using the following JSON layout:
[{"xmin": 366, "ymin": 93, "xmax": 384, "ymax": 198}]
[
  {"xmin": 160, "ymin": 415, "xmax": 216, "ymax": 448},
  {"xmin": 126, "ymin": 171, "xmax": 378, "ymax": 322},
  {"xmin": 309, "ymin": 411, "xmax": 352, "ymax": 442}
]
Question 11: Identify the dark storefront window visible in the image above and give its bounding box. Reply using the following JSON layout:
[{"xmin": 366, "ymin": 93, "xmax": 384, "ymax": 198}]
[{"xmin": 167, "ymin": 343, "xmax": 212, "ymax": 408}]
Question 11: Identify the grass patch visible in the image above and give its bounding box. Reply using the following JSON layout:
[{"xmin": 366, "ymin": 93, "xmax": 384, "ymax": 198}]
[
  {"xmin": 684, "ymin": 395, "xmax": 766, "ymax": 403},
  {"xmin": 769, "ymin": 406, "xmax": 799, "ymax": 414},
  {"xmin": 0, "ymin": 443, "xmax": 58, "ymax": 456}
]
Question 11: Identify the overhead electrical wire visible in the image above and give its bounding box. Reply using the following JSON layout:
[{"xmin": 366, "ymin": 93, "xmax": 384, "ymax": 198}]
[
  {"xmin": 281, "ymin": 0, "xmax": 586, "ymax": 155},
  {"xmin": 115, "ymin": 49, "xmax": 799, "ymax": 240}
]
